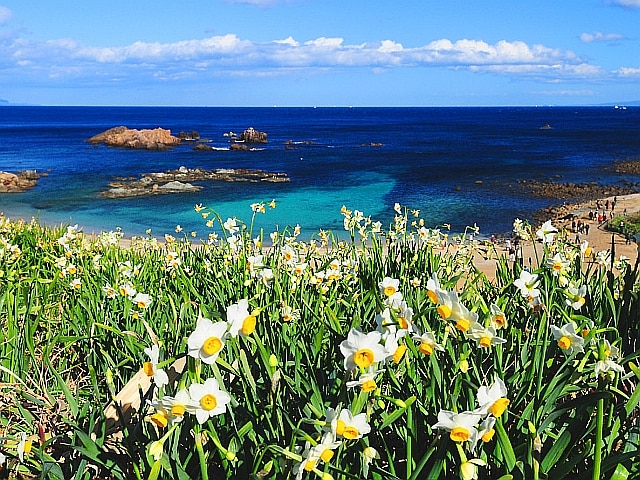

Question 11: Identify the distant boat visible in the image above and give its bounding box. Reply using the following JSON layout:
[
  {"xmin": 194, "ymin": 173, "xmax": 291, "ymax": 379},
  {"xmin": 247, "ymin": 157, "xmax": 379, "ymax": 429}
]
[{"xmin": 539, "ymin": 124, "xmax": 552, "ymax": 130}]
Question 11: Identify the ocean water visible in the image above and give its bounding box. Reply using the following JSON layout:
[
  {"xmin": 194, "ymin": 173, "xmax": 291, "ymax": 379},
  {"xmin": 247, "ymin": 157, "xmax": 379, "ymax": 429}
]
[{"xmin": 1, "ymin": 106, "xmax": 639, "ymax": 240}]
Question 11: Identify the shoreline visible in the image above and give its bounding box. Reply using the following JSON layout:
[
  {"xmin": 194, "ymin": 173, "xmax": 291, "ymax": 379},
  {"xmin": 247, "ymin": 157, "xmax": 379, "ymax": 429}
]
[{"xmin": 474, "ymin": 192, "xmax": 640, "ymax": 280}]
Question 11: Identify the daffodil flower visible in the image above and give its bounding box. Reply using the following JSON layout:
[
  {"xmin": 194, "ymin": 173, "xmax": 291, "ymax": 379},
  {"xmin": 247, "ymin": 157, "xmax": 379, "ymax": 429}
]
[
  {"xmin": 565, "ymin": 284, "xmax": 587, "ymax": 310},
  {"xmin": 17, "ymin": 432, "xmax": 32, "ymax": 462},
  {"xmin": 326, "ymin": 407, "xmax": 371, "ymax": 440},
  {"xmin": 450, "ymin": 301, "xmax": 480, "ymax": 334},
  {"xmin": 345, "ymin": 371, "xmax": 381, "ymax": 392},
  {"xmin": 143, "ymin": 344, "xmax": 169, "ymax": 388},
  {"xmin": 310, "ymin": 431, "xmax": 341, "ymax": 466},
  {"xmin": 223, "ymin": 217, "xmax": 239, "ymax": 234},
  {"xmin": 379, "ymin": 276, "xmax": 400, "ymax": 299},
  {"xmin": 594, "ymin": 339, "xmax": 625, "ymax": 377},
  {"xmin": 536, "ymin": 220, "xmax": 557, "ymax": 243},
  {"xmin": 474, "ymin": 377, "xmax": 509, "ymax": 417},
  {"xmin": 187, "ymin": 316, "xmax": 228, "ymax": 364},
  {"xmin": 550, "ymin": 322, "xmax": 584, "ymax": 355},
  {"xmin": 362, "ymin": 446, "xmax": 380, "ymax": 478},
  {"xmin": 431, "ymin": 410, "xmax": 482, "ymax": 444},
  {"xmin": 460, "ymin": 458, "xmax": 486, "ymax": 480},
  {"xmin": 489, "ymin": 303, "xmax": 507, "ymax": 329},
  {"xmin": 513, "ymin": 270, "xmax": 540, "ymax": 299},
  {"xmin": 132, "ymin": 292, "xmax": 152, "ymax": 309},
  {"xmin": 156, "ymin": 388, "xmax": 194, "ymax": 424},
  {"xmin": 547, "ymin": 253, "xmax": 570, "ymax": 276},
  {"xmin": 226, "ymin": 298, "xmax": 257, "ymax": 337},
  {"xmin": 469, "ymin": 325, "xmax": 507, "ymax": 348},
  {"xmin": 188, "ymin": 377, "xmax": 231, "ymax": 424},
  {"xmin": 339, "ymin": 328, "xmax": 387, "ymax": 371},
  {"xmin": 412, "ymin": 331, "xmax": 445, "ymax": 356}
]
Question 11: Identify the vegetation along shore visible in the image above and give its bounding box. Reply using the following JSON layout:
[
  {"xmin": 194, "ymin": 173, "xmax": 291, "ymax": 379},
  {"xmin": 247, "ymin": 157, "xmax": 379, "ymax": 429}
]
[{"xmin": 1, "ymin": 193, "xmax": 639, "ymax": 479}]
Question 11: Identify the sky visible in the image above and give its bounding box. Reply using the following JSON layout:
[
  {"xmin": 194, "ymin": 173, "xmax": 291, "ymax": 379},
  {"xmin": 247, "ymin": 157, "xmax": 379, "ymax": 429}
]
[{"xmin": 0, "ymin": 0, "xmax": 639, "ymax": 106}]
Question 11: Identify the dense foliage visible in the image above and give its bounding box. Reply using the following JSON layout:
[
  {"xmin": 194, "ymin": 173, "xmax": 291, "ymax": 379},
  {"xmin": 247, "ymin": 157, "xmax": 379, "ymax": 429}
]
[{"xmin": 0, "ymin": 204, "xmax": 639, "ymax": 480}]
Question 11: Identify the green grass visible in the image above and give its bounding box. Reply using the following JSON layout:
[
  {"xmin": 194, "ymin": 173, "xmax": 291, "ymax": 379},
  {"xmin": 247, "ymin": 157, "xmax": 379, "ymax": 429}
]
[{"xmin": 1, "ymin": 205, "xmax": 639, "ymax": 480}]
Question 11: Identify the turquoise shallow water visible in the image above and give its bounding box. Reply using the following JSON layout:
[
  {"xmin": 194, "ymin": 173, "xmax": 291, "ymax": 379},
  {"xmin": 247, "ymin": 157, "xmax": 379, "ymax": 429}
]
[{"xmin": 1, "ymin": 106, "xmax": 639, "ymax": 240}]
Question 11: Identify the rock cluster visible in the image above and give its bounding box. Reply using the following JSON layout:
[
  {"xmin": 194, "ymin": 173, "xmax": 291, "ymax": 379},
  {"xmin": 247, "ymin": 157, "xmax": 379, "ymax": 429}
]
[
  {"xmin": 102, "ymin": 166, "xmax": 289, "ymax": 198},
  {"xmin": 0, "ymin": 170, "xmax": 45, "ymax": 193},
  {"xmin": 238, "ymin": 127, "xmax": 267, "ymax": 143},
  {"xmin": 517, "ymin": 179, "xmax": 640, "ymax": 201},
  {"xmin": 87, "ymin": 126, "xmax": 181, "ymax": 150}
]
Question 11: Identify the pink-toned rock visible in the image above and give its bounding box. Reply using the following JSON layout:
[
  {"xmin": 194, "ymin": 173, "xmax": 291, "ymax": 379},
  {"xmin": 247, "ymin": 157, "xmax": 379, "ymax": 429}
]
[
  {"xmin": 0, "ymin": 170, "xmax": 43, "ymax": 193},
  {"xmin": 87, "ymin": 126, "xmax": 181, "ymax": 150}
]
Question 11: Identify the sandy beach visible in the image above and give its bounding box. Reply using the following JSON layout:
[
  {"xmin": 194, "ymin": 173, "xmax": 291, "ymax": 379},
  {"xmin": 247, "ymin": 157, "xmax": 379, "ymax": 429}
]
[{"xmin": 474, "ymin": 192, "xmax": 640, "ymax": 279}]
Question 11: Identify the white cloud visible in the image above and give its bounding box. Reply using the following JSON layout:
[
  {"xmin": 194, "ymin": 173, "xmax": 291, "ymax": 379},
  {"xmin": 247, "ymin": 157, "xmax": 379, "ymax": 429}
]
[
  {"xmin": 0, "ymin": 6, "xmax": 12, "ymax": 25},
  {"xmin": 616, "ymin": 67, "xmax": 640, "ymax": 77},
  {"xmin": 0, "ymin": 32, "xmax": 613, "ymax": 86},
  {"xmin": 610, "ymin": 0, "xmax": 640, "ymax": 7},
  {"xmin": 580, "ymin": 32, "xmax": 625, "ymax": 43}
]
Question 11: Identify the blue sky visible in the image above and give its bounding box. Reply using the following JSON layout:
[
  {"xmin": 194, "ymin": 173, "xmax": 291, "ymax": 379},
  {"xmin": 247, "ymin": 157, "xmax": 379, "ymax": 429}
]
[{"xmin": 1, "ymin": 0, "xmax": 639, "ymax": 106}]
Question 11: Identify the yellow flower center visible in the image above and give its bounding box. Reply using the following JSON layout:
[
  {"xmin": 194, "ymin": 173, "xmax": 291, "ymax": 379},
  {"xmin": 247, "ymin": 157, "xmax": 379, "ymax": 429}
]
[
  {"xmin": 361, "ymin": 379, "xmax": 377, "ymax": 392},
  {"xmin": 584, "ymin": 247, "xmax": 592, "ymax": 257},
  {"xmin": 482, "ymin": 428, "xmax": 495, "ymax": 443},
  {"xmin": 171, "ymin": 404, "xmax": 186, "ymax": 417},
  {"xmin": 137, "ymin": 301, "xmax": 146, "ymax": 309},
  {"xmin": 427, "ymin": 290, "xmax": 439, "ymax": 304},
  {"xmin": 437, "ymin": 304, "xmax": 451, "ymax": 319},
  {"xmin": 320, "ymin": 448, "xmax": 334, "ymax": 463},
  {"xmin": 200, "ymin": 394, "xmax": 218, "ymax": 411},
  {"xmin": 342, "ymin": 426, "xmax": 359, "ymax": 440},
  {"xmin": 490, "ymin": 398, "xmax": 510, "ymax": 417},
  {"xmin": 353, "ymin": 348, "xmax": 375, "ymax": 368},
  {"xmin": 419, "ymin": 342, "xmax": 434, "ymax": 355},
  {"xmin": 242, "ymin": 315, "xmax": 257, "ymax": 335},
  {"xmin": 151, "ymin": 412, "xmax": 168, "ymax": 428},
  {"xmin": 304, "ymin": 459, "xmax": 317, "ymax": 472},
  {"xmin": 558, "ymin": 336, "xmax": 572, "ymax": 350},
  {"xmin": 143, "ymin": 361, "xmax": 154, "ymax": 377},
  {"xmin": 398, "ymin": 316, "xmax": 409, "ymax": 329},
  {"xmin": 456, "ymin": 318, "xmax": 470, "ymax": 332},
  {"xmin": 450, "ymin": 426, "xmax": 470, "ymax": 442},
  {"xmin": 383, "ymin": 285, "xmax": 397, "ymax": 297},
  {"xmin": 336, "ymin": 419, "xmax": 346, "ymax": 436},
  {"xmin": 393, "ymin": 344, "xmax": 407, "ymax": 363},
  {"xmin": 553, "ymin": 262, "xmax": 563, "ymax": 271},
  {"xmin": 202, "ymin": 336, "xmax": 222, "ymax": 356},
  {"xmin": 479, "ymin": 336, "xmax": 492, "ymax": 348},
  {"xmin": 493, "ymin": 315, "xmax": 505, "ymax": 328}
]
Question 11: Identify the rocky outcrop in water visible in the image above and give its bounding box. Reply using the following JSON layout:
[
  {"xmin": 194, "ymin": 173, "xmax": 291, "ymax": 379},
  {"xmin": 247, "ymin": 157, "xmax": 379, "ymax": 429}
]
[
  {"xmin": 0, "ymin": 170, "xmax": 45, "ymax": 193},
  {"xmin": 102, "ymin": 166, "xmax": 289, "ymax": 198},
  {"xmin": 87, "ymin": 126, "xmax": 181, "ymax": 150},
  {"xmin": 517, "ymin": 179, "xmax": 640, "ymax": 200},
  {"xmin": 238, "ymin": 127, "xmax": 267, "ymax": 144}
]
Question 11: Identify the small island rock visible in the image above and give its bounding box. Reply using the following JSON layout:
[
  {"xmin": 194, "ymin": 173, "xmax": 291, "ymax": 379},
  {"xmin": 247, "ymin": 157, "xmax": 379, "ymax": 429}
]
[{"xmin": 87, "ymin": 126, "xmax": 181, "ymax": 150}]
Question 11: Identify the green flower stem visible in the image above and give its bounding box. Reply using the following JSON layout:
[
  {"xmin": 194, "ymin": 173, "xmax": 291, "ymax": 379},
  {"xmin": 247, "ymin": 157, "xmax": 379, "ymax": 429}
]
[
  {"xmin": 593, "ymin": 341, "xmax": 606, "ymax": 480},
  {"xmin": 194, "ymin": 427, "xmax": 209, "ymax": 480}
]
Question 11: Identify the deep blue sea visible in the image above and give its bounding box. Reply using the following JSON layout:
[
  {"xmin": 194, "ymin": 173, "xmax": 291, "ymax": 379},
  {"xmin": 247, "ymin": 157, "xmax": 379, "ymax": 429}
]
[{"xmin": 1, "ymin": 106, "xmax": 639, "ymax": 239}]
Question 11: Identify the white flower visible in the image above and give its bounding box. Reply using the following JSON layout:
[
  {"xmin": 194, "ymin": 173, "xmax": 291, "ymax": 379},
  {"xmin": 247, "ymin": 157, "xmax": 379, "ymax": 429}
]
[
  {"xmin": 327, "ymin": 407, "xmax": 371, "ymax": 440},
  {"xmin": 468, "ymin": 325, "xmax": 507, "ymax": 348},
  {"xmin": 223, "ymin": 217, "xmax": 239, "ymax": 234},
  {"xmin": 226, "ymin": 298, "xmax": 257, "ymax": 337},
  {"xmin": 187, "ymin": 317, "xmax": 228, "ymax": 364},
  {"xmin": 489, "ymin": 303, "xmax": 508, "ymax": 329},
  {"xmin": 413, "ymin": 330, "xmax": 445, "ymax": 356},
  {"xmin": 513, "ymin": 270, "xmax": 540, "ymax": 299},
  {"xmin": 550, "ymin": 322, "xmax": 584, "ymax": 355},
  {"xmin": 536, "ymin": 220, "xmax": 557, "ymax": 243},
  {"xmin": 431, "ymin": 410, "xmax": 482, "ymax": 444},
  {"xmin": 132, "ymin": 292, "xmax": 152, "ymax": 309},
  {"xmin": 143, "ymin": 344, "xmax": 169, "ymax": 388},
  {"xmin": 474, "ymin": 377, "xmax": 509, "ymax": 417},
  {"xmin": 339, "ymin": 328, "xmax": 387, "ymax": 370},
  {"xmin": 565, "ymin": 284, "xmax": 587, "ymax": 310},
  {"xmin": 189, "ymin": 378, "xmax": 231, "ymax": 424}
]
